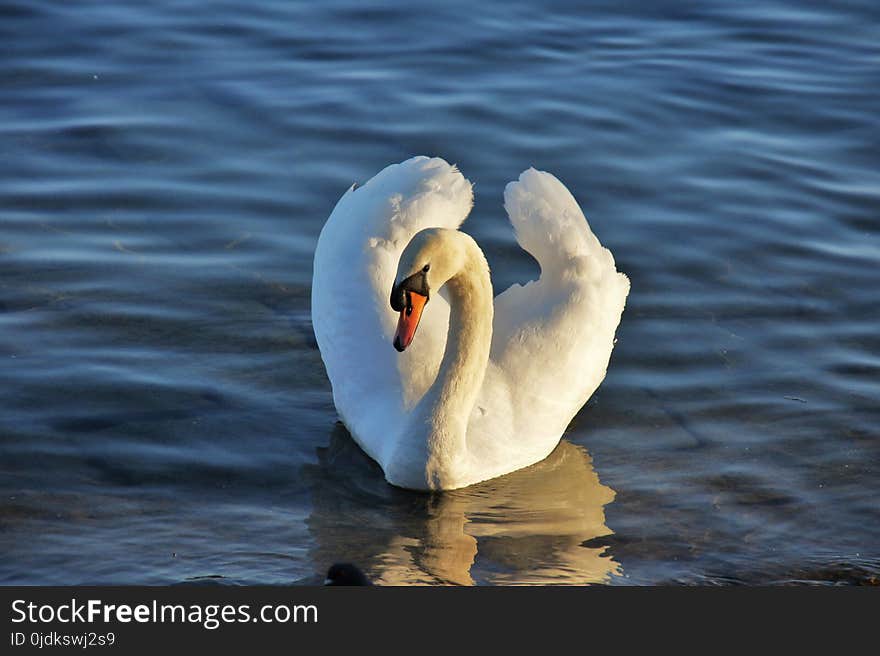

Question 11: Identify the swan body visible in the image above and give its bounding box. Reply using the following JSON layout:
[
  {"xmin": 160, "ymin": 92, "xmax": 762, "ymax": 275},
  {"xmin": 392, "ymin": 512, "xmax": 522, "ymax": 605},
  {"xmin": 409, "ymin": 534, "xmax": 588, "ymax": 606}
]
[{"xmin": 312, "ymin": 156, "xmax": 629, "ymax": 491}]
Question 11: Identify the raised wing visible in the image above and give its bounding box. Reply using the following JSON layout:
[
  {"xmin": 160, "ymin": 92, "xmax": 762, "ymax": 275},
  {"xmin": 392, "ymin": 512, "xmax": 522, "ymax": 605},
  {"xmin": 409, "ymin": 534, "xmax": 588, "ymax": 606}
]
[
  {"xmin": 468, "ymin": 169, "xmax": 630, "ymax": 468},
  {"xmin": 312, "ymin": 157, "xmax": 473, "ymax": 461}
]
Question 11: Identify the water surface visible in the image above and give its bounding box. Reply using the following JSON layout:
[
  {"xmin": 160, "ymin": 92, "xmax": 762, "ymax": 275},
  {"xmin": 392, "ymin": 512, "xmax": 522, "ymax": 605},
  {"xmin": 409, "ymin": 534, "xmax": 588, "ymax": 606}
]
[{"xmin": 2, "ymin": 0, "xmax": 879, "ymax": 585}]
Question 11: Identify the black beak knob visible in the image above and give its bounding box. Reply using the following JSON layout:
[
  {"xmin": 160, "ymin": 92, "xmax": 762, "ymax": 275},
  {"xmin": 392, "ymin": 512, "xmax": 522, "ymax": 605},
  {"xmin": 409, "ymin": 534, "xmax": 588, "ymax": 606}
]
[{"xmin": 390, "ymin": 282, "xmax": 406, "ymax": 312}]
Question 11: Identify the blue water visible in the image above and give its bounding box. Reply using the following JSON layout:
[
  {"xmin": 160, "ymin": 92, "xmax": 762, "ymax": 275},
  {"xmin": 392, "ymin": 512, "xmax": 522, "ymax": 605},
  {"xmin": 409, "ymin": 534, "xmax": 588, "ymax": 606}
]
[{"xmin": 2, "ymin": 0, "xmax": 879, "ymax": 585}]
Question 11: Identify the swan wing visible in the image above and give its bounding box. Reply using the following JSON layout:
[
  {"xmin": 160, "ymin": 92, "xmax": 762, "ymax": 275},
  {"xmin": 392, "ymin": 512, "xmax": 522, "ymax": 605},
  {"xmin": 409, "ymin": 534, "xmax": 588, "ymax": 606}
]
[
  {"xmin": 470, "ymin": 169, "xmax": 629, "ymax": 468},
  {"xmin": 312, "ymin": 156, "xmax": 473, "ymax": 462}
]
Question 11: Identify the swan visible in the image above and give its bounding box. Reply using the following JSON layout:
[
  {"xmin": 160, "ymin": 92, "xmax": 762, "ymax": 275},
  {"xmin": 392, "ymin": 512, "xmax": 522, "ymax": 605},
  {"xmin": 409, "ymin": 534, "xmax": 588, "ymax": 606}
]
[{"xmin": 312, "ymin": 156, "xmax": 629, "ymax": 491}]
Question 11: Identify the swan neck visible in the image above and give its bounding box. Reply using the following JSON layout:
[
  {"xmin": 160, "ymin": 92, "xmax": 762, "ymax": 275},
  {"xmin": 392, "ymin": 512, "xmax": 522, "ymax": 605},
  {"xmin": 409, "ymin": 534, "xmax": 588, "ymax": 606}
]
[{"xmin": 423, "ymin": 237, "xmax": 493, "ymax": 487}]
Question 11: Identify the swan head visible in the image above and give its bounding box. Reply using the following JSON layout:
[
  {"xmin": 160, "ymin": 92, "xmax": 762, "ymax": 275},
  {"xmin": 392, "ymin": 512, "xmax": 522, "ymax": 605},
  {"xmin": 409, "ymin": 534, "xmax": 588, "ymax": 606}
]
[{"xmin": 390, "ymin": 228, "xmax": 464, "ymax": 352}]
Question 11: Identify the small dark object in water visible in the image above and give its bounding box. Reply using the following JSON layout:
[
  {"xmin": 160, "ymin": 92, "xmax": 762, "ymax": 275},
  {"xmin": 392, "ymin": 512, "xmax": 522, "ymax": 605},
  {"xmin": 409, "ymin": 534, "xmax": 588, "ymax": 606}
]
[{"xmin": 325, "ymin": 563, "xmax": 371, "ymax": 586}]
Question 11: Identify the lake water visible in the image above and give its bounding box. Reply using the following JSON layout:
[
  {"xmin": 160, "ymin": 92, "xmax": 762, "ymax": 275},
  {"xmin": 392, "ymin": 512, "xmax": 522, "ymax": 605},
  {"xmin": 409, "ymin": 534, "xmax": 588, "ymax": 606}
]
[{"xmin": 2, "ymin": 0, "xmax": 878, "ymax": 585}]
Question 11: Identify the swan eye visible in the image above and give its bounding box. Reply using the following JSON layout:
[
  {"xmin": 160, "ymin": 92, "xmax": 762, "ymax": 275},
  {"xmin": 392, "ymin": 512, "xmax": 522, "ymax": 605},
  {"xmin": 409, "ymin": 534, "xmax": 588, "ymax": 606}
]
[{"xmin": 422, "ymin": 264, "xmax": 430, "ymax": 273}]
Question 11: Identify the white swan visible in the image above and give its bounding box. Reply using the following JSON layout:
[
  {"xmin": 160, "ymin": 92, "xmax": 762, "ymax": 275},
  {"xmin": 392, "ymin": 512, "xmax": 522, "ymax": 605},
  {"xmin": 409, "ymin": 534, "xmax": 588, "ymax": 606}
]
[{"xmin": 312, "ymin": 156, "xmax": 629, "ymax": 491}]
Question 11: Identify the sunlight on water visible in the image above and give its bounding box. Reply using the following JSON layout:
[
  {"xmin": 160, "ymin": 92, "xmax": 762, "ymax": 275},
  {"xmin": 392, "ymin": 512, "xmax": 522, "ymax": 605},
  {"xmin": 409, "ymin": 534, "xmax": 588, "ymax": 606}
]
[{"xmin": 1, "ymin": 0, "xmax": 878, "ymax": 585}]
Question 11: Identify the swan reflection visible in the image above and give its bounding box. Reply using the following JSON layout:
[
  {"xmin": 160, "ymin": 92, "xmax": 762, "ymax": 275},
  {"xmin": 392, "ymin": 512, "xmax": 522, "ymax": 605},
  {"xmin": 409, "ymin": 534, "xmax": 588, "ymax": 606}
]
[{"xmin": 305, "ymin": 425, "xmax": 619, "ymax": 585}]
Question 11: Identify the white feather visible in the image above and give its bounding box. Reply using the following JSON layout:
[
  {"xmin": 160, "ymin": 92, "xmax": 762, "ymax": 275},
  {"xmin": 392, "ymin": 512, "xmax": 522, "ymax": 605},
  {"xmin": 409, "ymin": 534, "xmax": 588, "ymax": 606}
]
[{"xmin": 311, "ymin": 156, "xmax": 629, "ymax": 490}]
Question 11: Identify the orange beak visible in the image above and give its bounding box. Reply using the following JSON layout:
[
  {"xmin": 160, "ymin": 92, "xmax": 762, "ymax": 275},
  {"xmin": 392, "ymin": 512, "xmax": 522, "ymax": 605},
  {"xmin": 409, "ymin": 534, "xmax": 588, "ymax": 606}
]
[{"xmin": 394, "ymin": 291, "xmax": 428, "ymax": 352}]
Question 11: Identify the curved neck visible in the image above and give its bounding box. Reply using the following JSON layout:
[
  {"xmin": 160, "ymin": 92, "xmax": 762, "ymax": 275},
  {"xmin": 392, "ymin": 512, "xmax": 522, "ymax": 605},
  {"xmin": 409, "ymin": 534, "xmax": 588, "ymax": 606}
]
[{"xmin": 419, "ymin": 235, "xmax": 493, "ymax": 488}]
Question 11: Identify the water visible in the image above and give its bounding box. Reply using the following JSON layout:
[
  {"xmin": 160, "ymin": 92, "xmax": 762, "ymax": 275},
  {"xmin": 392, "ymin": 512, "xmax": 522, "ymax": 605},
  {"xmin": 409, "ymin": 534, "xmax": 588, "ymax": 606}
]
[{"xmin": 2, "ymin": 0, "xmax": 878, "ymax": 585}]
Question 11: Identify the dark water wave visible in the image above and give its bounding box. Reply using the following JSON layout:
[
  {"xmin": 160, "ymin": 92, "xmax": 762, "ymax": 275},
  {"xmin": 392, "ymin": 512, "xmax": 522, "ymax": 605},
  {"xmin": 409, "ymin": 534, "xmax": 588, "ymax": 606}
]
[{"xmin": 1, "ymin": 0, "xmax": 878, "ymax": 584}]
